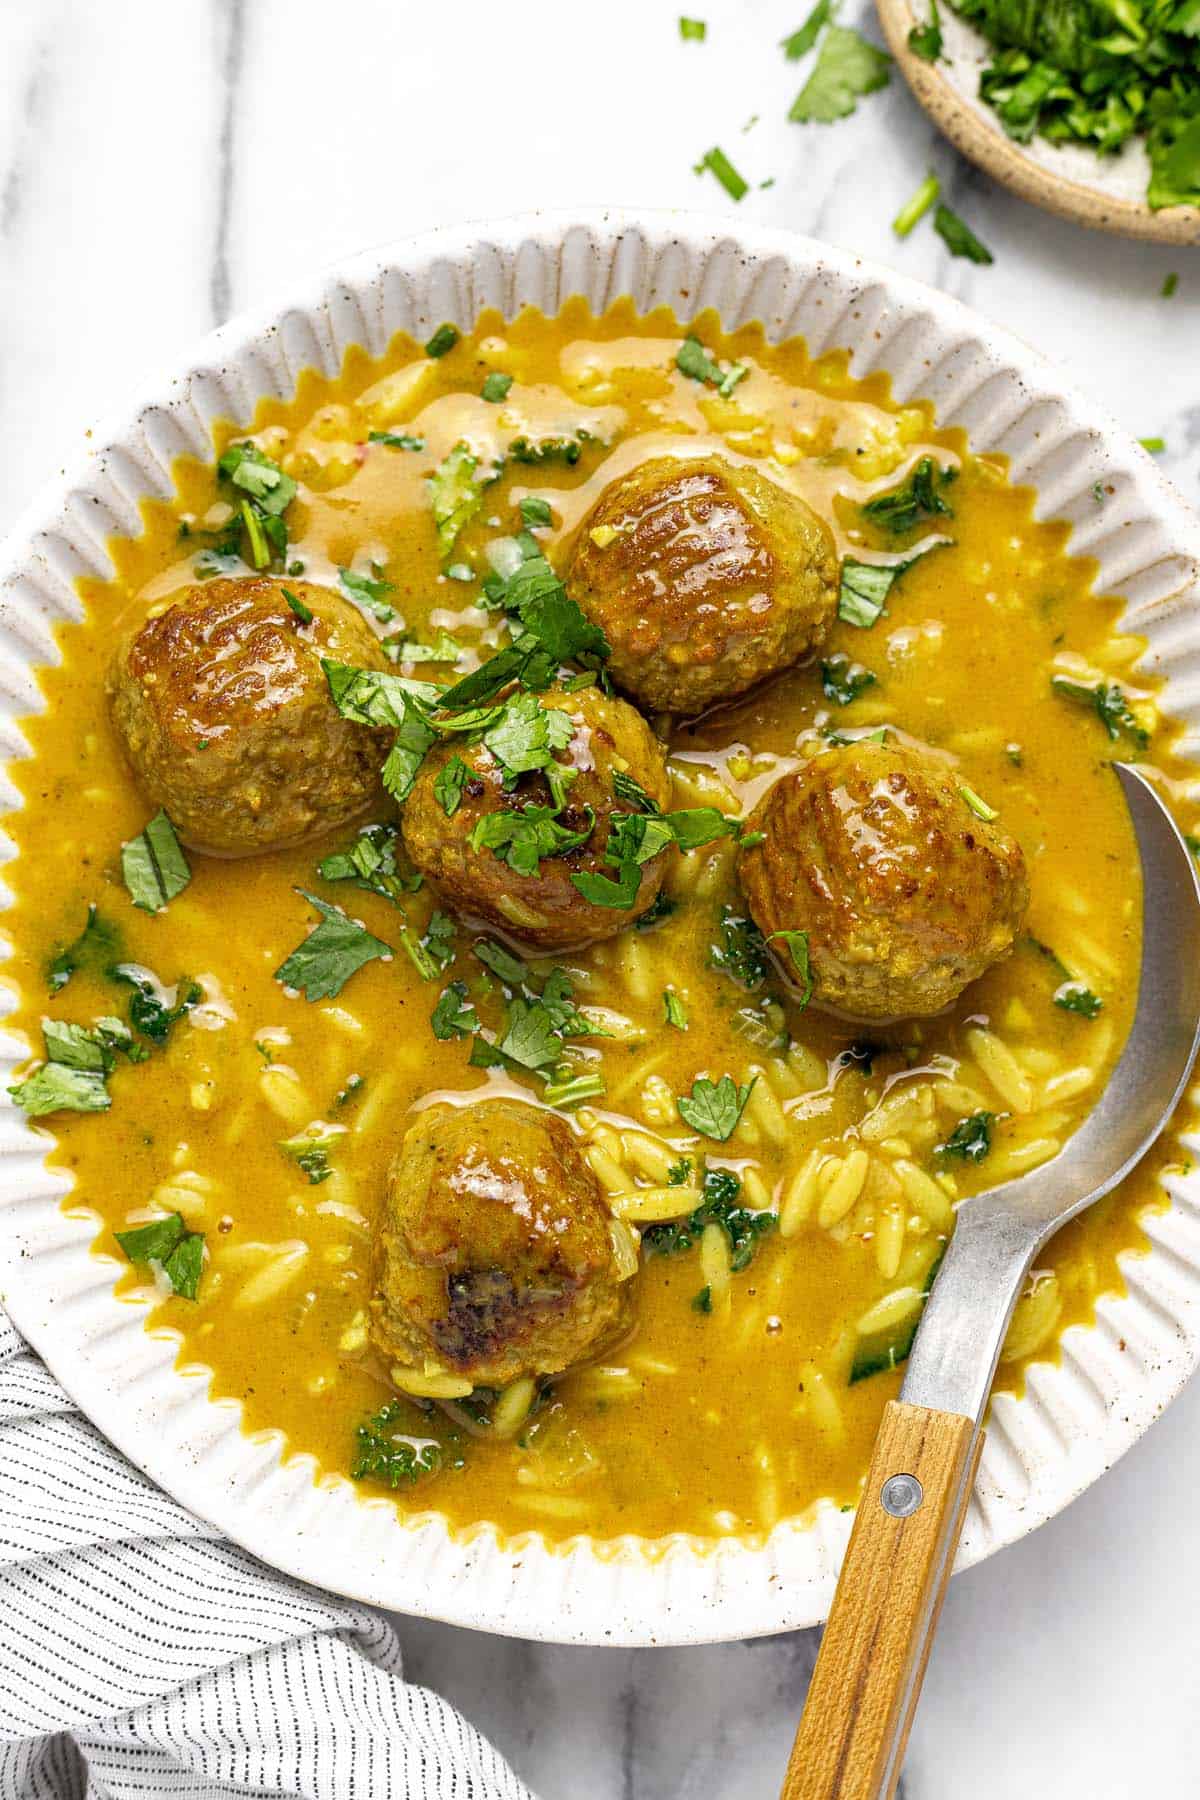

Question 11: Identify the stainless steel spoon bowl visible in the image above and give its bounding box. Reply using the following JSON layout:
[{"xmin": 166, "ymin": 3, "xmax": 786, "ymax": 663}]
[{"xmin": 783, "ymin": 763, "xmax": 1200, "ymax": 1800}]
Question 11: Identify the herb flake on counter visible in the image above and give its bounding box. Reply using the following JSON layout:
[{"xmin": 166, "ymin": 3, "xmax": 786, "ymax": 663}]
[
  {"xmin": 352, "ymin": 1399, "xmax": 446, "ymax": 1486},
  {"xmin": 677, "ymin": 1073, "xmax": 757, "ymax": 1142},
  {"xmin": 121, "ymin": 811, "xmax": 192, "ymax": 915},
  {"xmin": 788, "ymin": 24, "xmax": 891, "ymax": 123},
  {"xmin": 782, "ymin": 0, "xmax": 831, "ymax": 57},
  {"xmin": 115, "ymin": 1211, "xmax": 205, "ymax": 1300},
  {"xmin": 693, "ymin": 146, "xmax": 749, "ymax": 201},
  {"xmin": 424, "ymin": 323, "xmax": 460, "ymax": 358},
  {"xmin": 934, "ymin": 203, "xmax": 994, "ymax": 265},
  {"xmin": 275, "ymin": 890, "xmax": 392, "ymax": 1002},
  {"xmin": 1163, "ymin": 272, "xmax": 1179, "ymax": 297},
  {"xmin": 679, "ymin": 15, "xmax": 707, "ymax": 39}
]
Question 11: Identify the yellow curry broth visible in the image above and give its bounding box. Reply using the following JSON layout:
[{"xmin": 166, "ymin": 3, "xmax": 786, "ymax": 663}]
[{"xmin": 3, "ymin": 299, "xmax": 1189, "ymax": 1546}]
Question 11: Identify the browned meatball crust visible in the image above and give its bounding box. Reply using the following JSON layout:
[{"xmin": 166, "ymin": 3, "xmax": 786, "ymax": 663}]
[
  {"xmin": 565, "ymin": 454, "xmax": 838, "ymax": 714},
  {"xmin": 739, "ymin": 737, "xmax": 1030, "ymax": 1022},
  {"xmin": 370, "ymin": 1098, "xmax": 635, "ymax": 1389},
  {"xmin": 108, "ymin": 576, "xmax": 390, "ymax": 856},
  {"xmin": 402, "ymin": 684, "xmax": 672, "ymax": 950}
]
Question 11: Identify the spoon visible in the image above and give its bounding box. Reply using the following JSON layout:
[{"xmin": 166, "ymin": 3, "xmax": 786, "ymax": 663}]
[{"xmin": 781, "ymin": 763, "xmax": 1200, "ymax": 1800}]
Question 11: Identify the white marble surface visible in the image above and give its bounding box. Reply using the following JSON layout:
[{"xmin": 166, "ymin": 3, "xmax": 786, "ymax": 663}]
[{"xmin": 2, "ymin": 1, "xmax": 1198, "ymax": 1793}]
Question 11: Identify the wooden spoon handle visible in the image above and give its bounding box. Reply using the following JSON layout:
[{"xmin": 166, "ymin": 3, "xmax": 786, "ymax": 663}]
[{"xmin": 781, "ymin": 1400, "xmax": 984, "ymax": 1800}]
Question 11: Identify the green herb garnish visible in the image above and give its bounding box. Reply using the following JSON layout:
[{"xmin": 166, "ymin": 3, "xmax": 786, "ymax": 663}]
[
  {"xmin": 352, "ymin": 1399, "xmax": 445, "ymax": 1486},
  {"xmin": 788, "ymin": 24, "xmax": 891, "ymax": 122},
  {"xmin": 1050, "ymin": 674, "xmax": 1149, "ymax": 748},
  {"xmin": 121, "ymin": 811, "xmax": 191, "ymax": 915},
  {"xmin": 893, "ymin": 171, "xmax": 941, "ymax": 237},
  {"xmin": 821, "ymin": 652, "xmax": 877, "ymax": 704},
  {"xmin": 782, "ymin": 0, "xmax": 832, "ymax": 57},
  {"xmin": 425, "ymin": 323, "xmax": 460, "ymax": 358},
  {"xmin": 274, "ymin": 890, "xmax": 391, "ymax": 1001},
  {"xmin": 937, "ymin": 1111, "xmax": 994, "ymax": 1163},
  {"xmin": 693, "ymin": 146, "xmax": 749, "ymax": 200},
  {"xmin": 644, "ymin": 1167, "xmax": 776, "ymax": 1271},
  {"xmin": 482, "ymin": 372, "xmax": 514, "ymax": 403},
  {"xmin": 677, "ymin": 1073, "xmax": 756, "ymax": 1142},
  {"xmin": 908, "ymin": 0, "xmax": 942, "ymax": 59},
  {"xmin": 934, "ymin": 203, "xmax": 994, "ymax": 265},
  {"xmin": 862, "ymin": 457, "xmax": 955, "ymax": 537},
  {"xmin": 115, "ymin": 1211, "xmax": 205, "ymax": 1299},
  {"xmin": 663, "ymin": 988, "xmax": 689, "ymax": 1031},
  {"xmin": 680, "ymin": 15, "xmax": 707, "ymax": 39}
]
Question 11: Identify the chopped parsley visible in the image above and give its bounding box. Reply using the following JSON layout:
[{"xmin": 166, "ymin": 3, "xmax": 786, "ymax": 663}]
[
  {"xmin": 471, "ymin": 803, "xmax": 596, "ymax": 877},
  {"xmin": 46, "ymin": 905, "xmax": 123, "ymax": 995},
  {"xmin": 279, "ymin": 1122, "xmax": 343, "ymax": 1185},
  {"xmin": 1055, "ymin": 981, "xmax": 1104, "ymax": 1019},
  {"xmin": 481, "ymin": 371, "xmax": 514, "ymax": 403},
  {"xmin": 677, "ymin": 1073, "xmax": 756, "ymax": 1142},
  {"xmin": 693, "ymin": 146, "xmax": 749, "ymax": 201},
  {"xmin": 710, "ymin": 908, "xmax": 771, "ymax": 990},
  {"xmin": 519, "ymin": 496, "xmax": 554, "ymax": 528},
  {"xmin": 434, "ymin": 754, "xmax": 470, "ymax": 818},
  {"xmin": 937, "ymin": 1111, "xmax": 994, "ymax": 1163},
  {"xmin": 392, "ymin": 631, "xmax": 464, "ymax": 665},
  {"xmin": 9, "ymin": 1047, "xmax": 111, "ymax": 1118},
  {"xmin": 821, "ymin": 652, "xmax": 877, "ymax": 704},
  {"xmin": 115, "ymin": 1211, "xmax": 205, "ymax": 1299},
  {"xmin": 1050, "ymin": 674, "xmax": 1149, "ymax": 749},
  {"xmin": 675, "ymin": 336, "xmax": 749, "ymax": 396},
  {"xmin": 274, "ymin": 890, "xmax": 391, "ymax": 1001},
  {"xmin": 111, "ymin": 966, "xmax": 201, "ymax": 1046},
  {"xmin": 424, "ymin": 323, "xmax": 460, "ymax": 358},
  {"xmin": 768, "ymin": 929, "xmax": 813, "ymax": 1007},
  {"xmin": 934, "ymin": 203, "xmax": 994, "ymax": 265},
  {"xmin": 121, "ymin": 811, "xmax": 191, "ymax": 915},
  {"xmin": 788, "ymin": 23, "xmax": 891, "ymax": 123},
  {"xmin": 473, "ymin": 938, "xmax": 527, "ymax": 986},
  {"xmin": 318, "ymin": 822, "xmax": 421, "ymax": 904}
]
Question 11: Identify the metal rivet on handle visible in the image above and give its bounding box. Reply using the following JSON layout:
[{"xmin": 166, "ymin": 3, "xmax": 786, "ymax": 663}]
[{"xmin": 880, "ymin": 1473, "xmax": 924, "ymax": 1518}]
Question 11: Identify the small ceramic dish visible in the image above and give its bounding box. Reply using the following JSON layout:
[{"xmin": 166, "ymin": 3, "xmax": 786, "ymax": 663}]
[
  {"xmin": 1, "ymin": 210, "xmax": 1199, "ymax": 1645},
  {"xmin": 876, "ymin": 0, "xmax": 1200, "ymax": 245}
]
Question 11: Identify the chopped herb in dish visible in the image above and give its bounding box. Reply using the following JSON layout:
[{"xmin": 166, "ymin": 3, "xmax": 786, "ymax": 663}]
[{"xmin": 121, "ymin": 811, "xmax": 191, "ymax": 914}]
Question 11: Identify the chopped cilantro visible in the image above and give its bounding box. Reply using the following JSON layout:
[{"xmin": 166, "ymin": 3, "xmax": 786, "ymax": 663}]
[
  {"xmin": 318, "ymin": 821, "xmax": 421, "ymax": 904},
  {"xmin": 434, "ymin": 755, "xmax": 470, "ymax": 818},
  {"xmin": 111, "ymin": 967, "xmax": 201, "ymax": 1046},
  {"xmin": 481, "ymin": 372, "xmax": 513, "ymax": 404},
  {"xmin": 1163, "ymin": 272, "xmax": 1179, "ymax": 298},
  {"xmin": 1050, "ymin": 674, "xmax": 1149, "ymax": 749},
  {"xmin": 959, "ymin": 784, "xmax": 998, "ymax": 822},
  {"xmin": 274, "ymin": 890, "xmax": 391, "ymax": 1001},
  {"xmin": 663, "ymin": 988, "xmax": 689, "ymax": 1031},
  {"xmin": 692, "ymin": 1286, "xmax": 713, "ymax": 1314},
  {"xmin": 821, "ymin": 652, "xmax": 877, "ymax": 704},
  {"xmin": 768, "ymin": 930, "xmax": 813, "ymax": 1007},
  {"xmin": 338, "ymin": 565, "xmax": 397, "ymax": 623},
  {"xmin": 679, "ymin": 15, "xmax": 707, "ymax": 39},
  {"xmin": 710, "ymin": 908, "xmax": 770, "ymax": 990},
  {"xmin": 542, "ymin": 1070, "xmax": 606, "ymax": 1108},
  {"xmin": 473, "ymin": 938, "xmax": 527, "ymax": 985},
  {"xmin": 9, "ymin": 1060, "xmax": 110, "ymax": 1117},
  {"xmin": 907, "ymin": 0, "xmax": 942, "ymax": 60},
  {"xmin": 862, "ymin": 458, "xmax": 955, "ymax": 537},
  {"xmin": 352, "ymin": 1399, "xmax": 445, "ymax": 1486},
  {"xmin": 431, "ymin": 980, "xmax": 481, "ymax": 1041},
  {"xmin": 507, "ymin": 432, "xmax": 592, "ymax": 466},
  {"xmin": 1055, "ymin": 981, "xmax": 1104, "ymax": 1019},
  {"xmin": 282, "ymin": 586, "xmax": 313, "ymax": 624},
  {"xmin": 1140, "ymin": 437, "xmax": 1166, "ymax": 454},
  {"xmin": 47, "ymin": 907, "xmax": 123, "ymax": 995},
  {"xmin": 937, "ymin": 1111, "xmax": 994, "ymax": 1163},
  {"xmin": 644, "ymin": 1167, "xmax": 776, "ymax": 1271},
  {"xmin": 368, "ymin": 429, "xmax": 425, "ymax": 451},
  {"xmin": 215, "ymin": 443, "xmax": 296, "ymax": 570},
  {"xmin": 279, "ymin": 1123, "xmax": 343, "ymax": 1185},
  {"xmin": 471, "ymin": 803, "xmax": 595, "ymax": 878},
  {"xmin": 428, "ymin": 440, "xmax": 492, "ymax": 559},
  {"xmin": 677, "ymin": 1073, "xmax": 756, "ymax": 1141},
  {"xmin": 788, "ymin": 24, "xmax": 891, "ymax": 123},
  {"xmin": 393, "ymin": 631, "xmax": 464, "ymax": 664},
  {"xmin": 121, "ymin": 811, "xmax": 191, "ymax": 915},
  {"xmin": 424, "ymin": 323, "xmax": 460, "ymax": 358},
  {"xmin": 115, "ymin": 1211, "xmax": 205, "ymax": 1299}
]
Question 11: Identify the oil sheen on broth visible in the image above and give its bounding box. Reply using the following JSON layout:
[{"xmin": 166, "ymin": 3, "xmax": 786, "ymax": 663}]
[{"xmin": 4, "ymin": 300, "xmax": 1193, "ymax": 1548}]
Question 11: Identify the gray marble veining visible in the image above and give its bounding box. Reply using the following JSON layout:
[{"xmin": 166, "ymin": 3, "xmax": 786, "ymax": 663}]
[{"xmin": 2, "ymin": 0, "xmax": 1198, "ymax": 1793}]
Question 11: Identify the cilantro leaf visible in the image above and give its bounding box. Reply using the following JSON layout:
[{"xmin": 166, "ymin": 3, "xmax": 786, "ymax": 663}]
[
  {"xmin": 769, "ymin": 929, "xmax": 813, "ymax": 1007},
  {"xmin": 821, "ymin": 653, "xmax": 877, "ymax": 704},
  {"xmin": 788, "ymin": 24, "xmax": 891, "ymax": 123},
  {"xmin": 425, "ymin": 323, "xmax": 460, "ymax": 358},
  {"xmin": 473, "ymin": 939, "xmax": 527, "ymax": 985},
  {"xmin": 215, "ymin": 444, "xmax": 296, "ymax": 570},
  {"xmin": 470, "ymin": 804, "xmax": 595, "ymax": 877},
  {"xmin": 710, "ymin": 908, "xmax": 770, "ymax": 990},
  {"xmin": 663, "ymin": 988, "xmax": 689, "ymax": 1030},
  {"xmin": 643, "ymin": 1166, "xmax": 776, "ymax": 1271},
  {"xmin": 274, "ymin": 890, "xmax": 391, "ymax": 1001},
  {"xmin": 41, "ymin": 1019, "xmax": 114, "ymax": 1073},
  {"xmin": 677, "ymin": 1073, "xmax": 756, "ymax": 1141},
  {"xmin": 434, "ymin": 754, "xmax": 470, "ymax": 818},
  {"xmin": 907, "ymin": 0, "xmax": 942, "ymax": 60},
  {"xmin": 121, "ymin": 811, "xmax": 192, "ymax": 914},
  {"xmin": 318, "ymin": 821, "xmax": 420, "ymax": 904},
  {"xmin": 47, "ymin": 906, "xmax": 123, "ymax": 995},
  {"xmin": 1055, "ymin": 981, "xmax": 1104, "ymax": 1019},
  {"xmin": 934, "ymin": 203, "xmax": 994, "ymax": 265},
  {"xmin": 428, "ymin": 441, "xmax": 492, "ymax": 559},
  {"xmin": 482, "ymin": 371, "xmax": 513, "ymax": 403},
  {"xmin": 1050, "ymin": 675, "xmax": 1149, "ymax": 749},
  {"xmin": 570, "ymin": 863, "xmax": 643, "ymax": 909},
  {"xmin": 352, "ymin": 1399, "xmax": 445, "ymax": 1486},
  {"xmin": 431, "ymin": 980, "xmax": 480, "ymax": 1040},
  {"xmin": 838, "ymin": 558, "xmax": 899, "ymax": 628},
  {"xmin": 9, "ymin": 1062, "xmax": 110, "ymax": 1117},
  {"xmin": 496, "ymin": 997, "xmax": 568, "ymax": 1072},
  {"xmin": 393, "ymin": 631, "xmax": 463, "ymax": 664},
  {"xmin": 519, "ymin": 496, "xmax": 553, "ymax": 527},
  {"xmin": 338, "ymin": 565, "xmax": 397, "ymax": 623},
  {"xmin": 114, "ymin": 1211, "xmax": 205, "ymax": 1299},
  {"xmin": 369, "ymin": 429, "xmax": 425, "ymax": 451},
  {"xmin": 693, "ymin": 146, "xmax": 749, "ymax": 200}
]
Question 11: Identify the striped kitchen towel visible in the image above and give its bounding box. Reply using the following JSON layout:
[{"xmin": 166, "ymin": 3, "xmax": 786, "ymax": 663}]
[{"xmin": 0, "ymin": 1310, "xmax": 535, "ymax": 1799}]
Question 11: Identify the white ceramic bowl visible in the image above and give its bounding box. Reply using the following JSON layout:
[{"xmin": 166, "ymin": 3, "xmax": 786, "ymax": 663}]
[{"xmin": 1, "ymin": 210, "xmax": 1199, "ymax": 1647}]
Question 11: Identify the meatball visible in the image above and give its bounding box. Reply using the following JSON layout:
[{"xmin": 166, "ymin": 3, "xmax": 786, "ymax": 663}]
[
  {"xmin": 566, "ymin": 454, "xmax": 838, "ymax": 714},
  {"xmin": 402, "ymin": 683, "xmax": 671, "ymax": 950},
  {"xmin": 108, "ymin": 576, "xmax": 391, "ymax": 856},
  {"xmin": 739, "ymin": 737, "xmax": 1029, "ymax": 1022},
  {"xmin": 370, "ymin": 1098, "xmax": 635, "ymax": 1389}
]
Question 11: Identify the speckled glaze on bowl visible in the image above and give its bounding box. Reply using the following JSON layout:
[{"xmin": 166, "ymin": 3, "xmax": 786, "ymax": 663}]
[
  {"xmin": 1, "ymin": 210, "xmax": 1199, "ymax": 1646},
  {"xmin": 876, "ymin": 0, "xmax": 1200, "ymax": 245}
]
